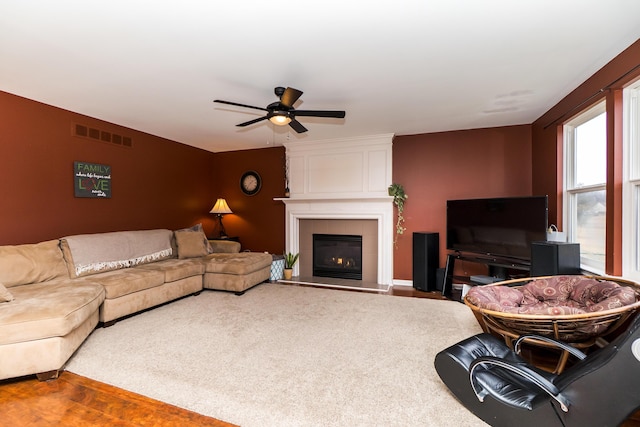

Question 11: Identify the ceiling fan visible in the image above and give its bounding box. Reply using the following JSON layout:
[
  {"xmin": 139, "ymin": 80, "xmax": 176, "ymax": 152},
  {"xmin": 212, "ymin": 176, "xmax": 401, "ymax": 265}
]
[{"xmin": 214, "ymin": 86, "xmax": 346, "ymax": 133}]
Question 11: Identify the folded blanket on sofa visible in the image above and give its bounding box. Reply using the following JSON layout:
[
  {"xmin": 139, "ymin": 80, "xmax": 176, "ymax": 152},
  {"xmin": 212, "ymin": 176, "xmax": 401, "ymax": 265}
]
[{"xmin": 61, "ymin": 229, "xmax": 173, "ymax": 278}]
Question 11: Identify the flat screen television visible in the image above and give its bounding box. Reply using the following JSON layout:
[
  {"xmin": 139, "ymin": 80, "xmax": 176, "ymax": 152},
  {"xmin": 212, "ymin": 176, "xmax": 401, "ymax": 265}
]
[{"xmin": 446, "ymin": 196, "xmax": 548, "ymax": 262}]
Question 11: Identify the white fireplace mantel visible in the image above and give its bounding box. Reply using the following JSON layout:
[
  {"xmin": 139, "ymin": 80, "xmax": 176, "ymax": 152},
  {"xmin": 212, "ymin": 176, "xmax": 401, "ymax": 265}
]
[
  {"xmin": 278, "ymin": 134, "xmax": 395, "ymax": 285},
  {"xmin": 279, "ymin": 197, "xmax": 394, "ymax": 285}
]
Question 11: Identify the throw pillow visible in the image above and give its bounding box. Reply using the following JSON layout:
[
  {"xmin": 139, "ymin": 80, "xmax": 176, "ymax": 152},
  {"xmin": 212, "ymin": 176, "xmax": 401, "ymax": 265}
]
[
  {"xmin": 173, "ymin": 223, "xmax": 213, "ymax": 254},
  {"xmin": 174, "ymin": 230, "xmax": 209, "ymax": 259},
  {"xmin": 0, "ymin": 283, "xmax": 14, "ymax": 303}
]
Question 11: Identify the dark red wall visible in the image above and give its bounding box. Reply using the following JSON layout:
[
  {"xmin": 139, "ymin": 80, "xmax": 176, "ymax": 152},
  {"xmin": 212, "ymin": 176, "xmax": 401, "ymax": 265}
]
[
  {"xmin": 532, "ymin": 39, "xmax": 640, "ymax": 275},
  {"xmin": 392, "ymin": 125, "xmax": 533, "ymax": 280},
  {"xmin": 532, "ymin": 39, "xmax": 640, "ymax": 227},
  {"xmin": 211, "ymin": 147, "xmax": 286, "ymax": 254},
  {"xmin": 0, "ymin": 91, "xmax": 287, "ymax": 255},
  {"xmin": 3, "ymin": 38, "xmax": 638, "ymax": 280},
  {"xmin": 0, "ymin": 91, "xmax": 216, "ymax": 245},
  {"xmin": 0, "ymin": 90, "xmax": 531, "ymax": 280}
]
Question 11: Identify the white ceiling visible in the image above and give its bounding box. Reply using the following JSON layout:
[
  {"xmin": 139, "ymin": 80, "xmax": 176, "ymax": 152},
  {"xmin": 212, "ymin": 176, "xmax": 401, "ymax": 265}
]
[{"xmin": 1, "ymin": 1, "xmax": 639, "ymax": 153}]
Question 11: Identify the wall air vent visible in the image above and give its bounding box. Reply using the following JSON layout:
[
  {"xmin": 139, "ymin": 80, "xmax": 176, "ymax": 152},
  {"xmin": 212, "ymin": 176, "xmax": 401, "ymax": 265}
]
[
  {"xmin": 75, "ymin": 124, "xmax": 88, "ymax": 137},
  {"xmin": 72, "ymin": 122, "xmax": 133, "ymax": 149}
]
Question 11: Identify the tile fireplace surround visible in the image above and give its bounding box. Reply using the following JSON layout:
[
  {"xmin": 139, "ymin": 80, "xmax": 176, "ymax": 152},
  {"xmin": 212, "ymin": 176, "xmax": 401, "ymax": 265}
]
[
  {"xmin": 278, "ymin": 134, "xmax": 395, "ymax": 285},
  {"xmin": 301, "ymin": 219, "xmax": 376, "ymax": 282}
]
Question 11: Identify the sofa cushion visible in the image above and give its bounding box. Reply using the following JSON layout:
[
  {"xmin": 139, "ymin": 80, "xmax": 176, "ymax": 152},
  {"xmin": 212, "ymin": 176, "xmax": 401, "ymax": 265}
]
[
  {"xmin": 61, "ymin": 229, "xmax": 173, "ymax": 278},
  {"xmin": 208, "ymin": 240, "xmax": 241, "ymax": 253},
  {"xmin": 174, "ymin": 230, "xmax": 209, "ymax": 259},
  {"xmin": 0, "ymin": 280, "xmax": 105, "ymax": 345},
  {"xmin": 0, "ymin": 283, "xmax": 14, "ymax": 302},
  {"xmin": 81, "ymin": 268, "xmax": 165, "ymax": 299},
  {"xmin": 136, "ymin": 258, "xmax": 205, "ymax": 283},
  {"xmin": 204, "ymin": 252, "xmax": 273, "ymax": 275},
  {"xmin": 203, "ymin": 265, "xmax": 271, "ymax": 292},
  {"xmin": 464, "ymin": 285, "xmax": 524, "ymax": 312},
  {"xmin": 519, "ymin": 276, "xmax": 638, "ymax": 314},
  {"xmin": 0, "ymin": 240, "xmax": 69, "ymax": 287},
  {"xmin": 467, "ymin": 276, "xmax": 639, "ymax": 316}
]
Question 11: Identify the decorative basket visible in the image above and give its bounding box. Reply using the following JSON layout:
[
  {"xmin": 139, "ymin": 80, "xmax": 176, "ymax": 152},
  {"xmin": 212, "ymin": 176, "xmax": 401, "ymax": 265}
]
[{"xmin": 270, "ymin": 256, "xmax": 285, "ymax": 282}]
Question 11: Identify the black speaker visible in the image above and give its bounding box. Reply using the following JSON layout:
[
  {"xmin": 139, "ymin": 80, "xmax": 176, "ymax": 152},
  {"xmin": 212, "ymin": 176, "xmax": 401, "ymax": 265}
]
[
  {"xmin": 413, "ymin": 232, "xmax": 439, "ymax": 291},
  {"xmin": 531, "ymin": 241, "xmax": 581, "ymax": 277},
  {"xmin": 435, "ymin": 268, "xmax": 445, "ymax": 292}
]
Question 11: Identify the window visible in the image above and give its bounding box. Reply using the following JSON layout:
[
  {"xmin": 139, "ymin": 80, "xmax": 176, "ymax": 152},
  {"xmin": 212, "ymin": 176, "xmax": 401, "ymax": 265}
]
[
  {"xmin": 623, "ymin": 79, "xmax": 640, "ymax": 281},
  {"xmin": 563, "ymin": 101, "xmax": 607, "ymax": 272}
]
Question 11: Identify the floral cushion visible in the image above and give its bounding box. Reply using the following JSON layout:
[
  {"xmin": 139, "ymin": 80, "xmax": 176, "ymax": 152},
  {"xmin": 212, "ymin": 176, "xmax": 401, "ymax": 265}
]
[{"xmin": 466, "ymin": 276, "xmax": 638, "ymax": 316}]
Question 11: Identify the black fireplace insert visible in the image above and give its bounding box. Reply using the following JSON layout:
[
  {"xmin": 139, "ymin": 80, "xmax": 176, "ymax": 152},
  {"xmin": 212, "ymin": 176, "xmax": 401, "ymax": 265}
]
[{"xmin": 313, "ymin": 234, "xmax": 363, "ymax": 280}]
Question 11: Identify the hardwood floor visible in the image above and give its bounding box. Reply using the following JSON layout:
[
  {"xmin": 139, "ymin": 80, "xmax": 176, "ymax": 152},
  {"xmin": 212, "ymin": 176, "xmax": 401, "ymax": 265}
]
[
  {"xmin": 0, "ymin": 372, "xmax": 235, "ymax": 427},
  {"xmin": 389, "ymin": 284, "xmax": 448, "ymax": 299},
  {"xmin": 1, "ymin": 283, "xmax": 637, "ymax": 426}
]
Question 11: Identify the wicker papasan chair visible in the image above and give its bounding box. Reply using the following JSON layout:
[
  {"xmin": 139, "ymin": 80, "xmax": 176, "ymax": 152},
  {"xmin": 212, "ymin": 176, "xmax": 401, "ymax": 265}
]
[{"xmin": 464, "ymin": 275, "xmax": 640, "ymax": 372}]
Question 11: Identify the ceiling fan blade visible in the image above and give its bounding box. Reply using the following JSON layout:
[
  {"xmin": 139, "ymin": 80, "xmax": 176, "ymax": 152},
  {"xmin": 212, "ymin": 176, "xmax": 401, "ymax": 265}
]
[
  {"xmin": 214, "ymin": 100, "xmax": 267, "ymax": 112},
  {"xmin": 289, "ymin": 119, "xmax": 308, "ymax": 133},
  {"xmin": 237, "ymin": 116, "xmax": 269, "ymax": 127},
  {"xmin": 280, "ymin": 87, "xmax": 303, "ymax": 108},
  {"xmin": 294, "ymin": 110, "xmax": 346, "ymax": 118}
]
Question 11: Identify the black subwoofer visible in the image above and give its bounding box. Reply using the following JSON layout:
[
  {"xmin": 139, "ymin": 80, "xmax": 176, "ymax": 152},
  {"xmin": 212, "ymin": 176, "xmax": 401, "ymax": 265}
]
[
  {"xmin": 531, "ymin": 241, "xmax": 581, "ymax": 277},
  {"xmin": 413, "ymin": 232, "xmax": 439, "ymax": 291}
]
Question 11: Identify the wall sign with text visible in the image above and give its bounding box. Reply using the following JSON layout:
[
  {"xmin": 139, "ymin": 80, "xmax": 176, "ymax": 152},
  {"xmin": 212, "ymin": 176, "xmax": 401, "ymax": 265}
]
[{"xmin": 74, "ymin": 161, "xmax": 111, "ymax": 198}]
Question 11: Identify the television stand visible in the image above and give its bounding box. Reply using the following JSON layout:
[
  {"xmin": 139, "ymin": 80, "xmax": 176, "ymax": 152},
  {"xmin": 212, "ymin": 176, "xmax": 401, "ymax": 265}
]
[{"xmin": 442, "ymin": 252, "xmax": 531, "ymax": 298}]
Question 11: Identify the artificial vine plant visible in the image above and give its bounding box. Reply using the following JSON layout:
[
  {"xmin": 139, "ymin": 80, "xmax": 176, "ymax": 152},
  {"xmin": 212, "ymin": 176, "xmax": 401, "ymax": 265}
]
[{"xmin": 388, "ymin": 183, "xmax": 408, "ymax": 247}]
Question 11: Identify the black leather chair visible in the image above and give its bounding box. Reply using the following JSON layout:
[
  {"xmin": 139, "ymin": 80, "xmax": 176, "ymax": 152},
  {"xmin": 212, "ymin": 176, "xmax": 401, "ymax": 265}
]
[{"xmin": 434, "ymin": 313, "xmax": 640, "ymax": 427}]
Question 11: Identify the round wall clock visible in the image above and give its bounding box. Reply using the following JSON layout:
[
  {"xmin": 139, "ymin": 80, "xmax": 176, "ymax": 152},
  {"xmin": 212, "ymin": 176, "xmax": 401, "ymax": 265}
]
[{"xmin": 240, "ymin": 170, "xmax": 262, "ymax": 196}]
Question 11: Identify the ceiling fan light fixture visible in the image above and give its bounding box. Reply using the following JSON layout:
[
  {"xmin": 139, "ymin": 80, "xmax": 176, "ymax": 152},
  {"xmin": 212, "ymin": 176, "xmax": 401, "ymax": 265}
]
[
  {"xmin": 269, "ymin": 111, "xmax": 291, "ymax": 126},
  {"xmin": 214, "ymin": 87, "xmax": 345, "ymax": 134}
]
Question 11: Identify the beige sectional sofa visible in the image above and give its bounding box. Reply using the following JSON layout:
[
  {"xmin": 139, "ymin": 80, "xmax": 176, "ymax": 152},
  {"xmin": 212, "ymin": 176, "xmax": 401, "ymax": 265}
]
[{"xmin": 0, "ymin": 227, "xmax": 272, "ymax": 381}]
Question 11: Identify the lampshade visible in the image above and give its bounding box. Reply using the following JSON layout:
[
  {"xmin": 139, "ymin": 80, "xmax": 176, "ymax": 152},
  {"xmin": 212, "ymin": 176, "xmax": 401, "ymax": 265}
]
[
  {"xmin": 269, "ymin": 112, "xmax": 292, "ymax": 126},
  {"xmin": 210, "ymin": 198, "xmax": 233, "ymax": 215}
]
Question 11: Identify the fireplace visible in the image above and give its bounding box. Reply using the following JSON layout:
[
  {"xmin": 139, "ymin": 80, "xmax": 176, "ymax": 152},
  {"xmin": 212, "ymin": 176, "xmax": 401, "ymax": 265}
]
[
  {"xmin": 280, "ymin": 133, "xmax": 395, "ymax": 285},
  {"xmin": 282, "ymin": 201, "xmax": 394, "ymax": 284},
  {"xmin": 313, "ymin": 234, "xmax": 363, "ymax": 280}
]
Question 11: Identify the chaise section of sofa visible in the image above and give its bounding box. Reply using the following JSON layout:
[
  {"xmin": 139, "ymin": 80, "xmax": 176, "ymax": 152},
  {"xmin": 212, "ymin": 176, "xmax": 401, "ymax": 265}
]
[
  {"xmin": 173, "ymin": 227, "xmax": 272, "ymax": 295},
  {"xmin": 0, "ymin": 240, "xmax": 105, "ymax": 380},
  {"xmin": 203, "ymin": 252, "xmax": 272, "ymax": 295}
]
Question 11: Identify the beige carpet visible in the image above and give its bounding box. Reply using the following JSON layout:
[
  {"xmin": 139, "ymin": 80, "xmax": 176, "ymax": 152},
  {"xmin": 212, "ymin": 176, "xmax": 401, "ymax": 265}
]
[{"xmin": 66, "ymin": 283, "xmax": 486, "ymax": 426}]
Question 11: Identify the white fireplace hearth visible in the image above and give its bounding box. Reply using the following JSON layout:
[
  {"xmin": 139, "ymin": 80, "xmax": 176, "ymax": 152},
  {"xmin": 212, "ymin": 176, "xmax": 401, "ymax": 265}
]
[{"xmin": 277, "ymin": 134, "xmax": 395, "ymax": 285}]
